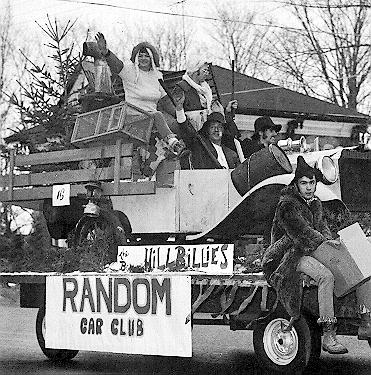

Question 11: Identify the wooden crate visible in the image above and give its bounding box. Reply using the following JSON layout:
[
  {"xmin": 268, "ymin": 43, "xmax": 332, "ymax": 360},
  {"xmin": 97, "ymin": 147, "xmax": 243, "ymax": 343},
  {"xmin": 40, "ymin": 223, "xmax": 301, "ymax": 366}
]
[{"xmin": 71, "ymin": 101, "xmax": 154, "ymax": 146}]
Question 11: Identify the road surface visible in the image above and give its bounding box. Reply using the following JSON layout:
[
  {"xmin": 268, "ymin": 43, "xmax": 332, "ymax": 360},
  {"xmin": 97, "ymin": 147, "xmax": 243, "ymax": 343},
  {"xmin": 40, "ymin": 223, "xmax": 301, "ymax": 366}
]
[{"xmin": 1, "ymin": 305, "xmax": 371, "ymax": 374}]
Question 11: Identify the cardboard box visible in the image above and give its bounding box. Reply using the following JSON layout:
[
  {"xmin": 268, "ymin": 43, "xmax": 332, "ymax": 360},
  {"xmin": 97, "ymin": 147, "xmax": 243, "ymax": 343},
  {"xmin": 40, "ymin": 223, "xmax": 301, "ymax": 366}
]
[{"xmin": 312, "ymin": 223, "xmax": 371, "ymax": 297}]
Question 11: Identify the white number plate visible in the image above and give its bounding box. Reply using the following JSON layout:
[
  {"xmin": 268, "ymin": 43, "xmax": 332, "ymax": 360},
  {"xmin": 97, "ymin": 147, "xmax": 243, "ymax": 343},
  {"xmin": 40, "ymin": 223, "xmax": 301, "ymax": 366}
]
[{"xmin": 52, "ymin": 184, "xmax": 71, "ymax": 206}]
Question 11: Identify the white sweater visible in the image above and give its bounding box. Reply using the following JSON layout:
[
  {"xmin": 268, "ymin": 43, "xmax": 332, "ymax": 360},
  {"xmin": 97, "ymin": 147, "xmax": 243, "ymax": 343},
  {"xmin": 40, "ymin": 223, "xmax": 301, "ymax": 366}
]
[{"xmin": 118, "ymin": 61, "xmax": 166, "ymax": 112}]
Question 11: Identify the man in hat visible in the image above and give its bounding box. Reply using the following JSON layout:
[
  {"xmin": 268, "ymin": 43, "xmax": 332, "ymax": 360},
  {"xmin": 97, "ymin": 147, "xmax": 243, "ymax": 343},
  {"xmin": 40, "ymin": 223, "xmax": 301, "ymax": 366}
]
[
  {"xmin": 241, "ymin": 116, "xmax": 282, "ymax": 159},
  {"xmin": 262, "ymin": 156, "xmax": 349, "ymax": 354},
  {"xmin": 173, "ymin": 90, "xmax": 239, "ymax": 169}
]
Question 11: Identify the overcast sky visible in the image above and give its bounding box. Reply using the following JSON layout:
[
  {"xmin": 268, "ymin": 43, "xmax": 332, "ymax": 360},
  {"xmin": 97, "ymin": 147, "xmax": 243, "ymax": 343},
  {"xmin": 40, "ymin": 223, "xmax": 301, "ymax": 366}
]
[{"xmin": 9, "ymin": 0, "xmax": 295, "ymax": 42}]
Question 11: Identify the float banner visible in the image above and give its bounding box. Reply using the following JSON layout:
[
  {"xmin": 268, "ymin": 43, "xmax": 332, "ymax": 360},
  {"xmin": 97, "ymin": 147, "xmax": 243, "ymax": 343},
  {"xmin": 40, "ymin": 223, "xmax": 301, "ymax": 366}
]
[
  {"xmin": 45, "ymin": 275, "xmax": 192, "ymax": 357},
  {"xmin": 117, "ymin": 244, "xmax": 234, "ymax": 274}
]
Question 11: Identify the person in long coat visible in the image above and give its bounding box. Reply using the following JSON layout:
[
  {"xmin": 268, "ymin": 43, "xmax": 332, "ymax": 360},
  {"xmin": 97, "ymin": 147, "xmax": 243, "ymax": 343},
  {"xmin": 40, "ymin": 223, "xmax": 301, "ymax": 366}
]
[{"xmin": 262, "ymin": 156, "xmax": 348, "ymax": 354}]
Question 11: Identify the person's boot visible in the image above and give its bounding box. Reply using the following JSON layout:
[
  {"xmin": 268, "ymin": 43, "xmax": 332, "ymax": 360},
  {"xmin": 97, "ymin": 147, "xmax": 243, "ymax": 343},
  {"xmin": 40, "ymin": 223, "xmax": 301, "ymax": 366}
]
[
  {"xmin": 322, "ymin": 322, "xmax": 348, "ymax": 354},
  {"xmin": 358, "ymin": 312, "xmax": 371, "ymax": 340}
]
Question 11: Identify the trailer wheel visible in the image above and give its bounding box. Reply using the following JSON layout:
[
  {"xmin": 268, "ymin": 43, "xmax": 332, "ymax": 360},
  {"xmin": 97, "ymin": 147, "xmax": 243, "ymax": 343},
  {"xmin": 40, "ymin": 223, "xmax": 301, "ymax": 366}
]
[
  {"xmin": 74, "ymin": 211, "xmax": 127, "ymax": 263},
  {"xmin": 253, "ymin": 315, "xmax": 313, "ymax": 373},
  {"xmin": 74, "ymin": 216, "xmax": 119, "ymax": 263},
  {"xmin": 36, "ymin": 306, "xmax": 79, "ymax": 361}
]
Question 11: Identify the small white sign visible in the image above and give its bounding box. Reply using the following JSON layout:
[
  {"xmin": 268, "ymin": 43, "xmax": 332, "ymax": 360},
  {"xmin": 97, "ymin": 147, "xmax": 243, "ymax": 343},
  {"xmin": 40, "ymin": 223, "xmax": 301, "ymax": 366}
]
[
  {"xmin": 118, "ymin": 244, "xmax": 234, "ymax": 274},
  {"xmin": 45, "ymin": 275, "xmax": 192, "ymax": 357},
  {"xmin": 52, "ymin": 184, "xmax": 70, "ymax": 206}
]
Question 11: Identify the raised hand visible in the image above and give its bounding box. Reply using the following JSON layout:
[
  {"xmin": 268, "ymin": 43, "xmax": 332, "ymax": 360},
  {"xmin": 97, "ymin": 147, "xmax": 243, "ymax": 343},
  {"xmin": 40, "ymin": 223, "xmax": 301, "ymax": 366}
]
[
  {"xmin": 226, "ymin": 99, "xmax": 238, "ymax": 113},
  {"xmin": 95, "ymin": 32, "xmax": 108, "ymax": 55},
  {"xmin": 173, "ymin": 88, "xmax": 185, "ymax": 111}
]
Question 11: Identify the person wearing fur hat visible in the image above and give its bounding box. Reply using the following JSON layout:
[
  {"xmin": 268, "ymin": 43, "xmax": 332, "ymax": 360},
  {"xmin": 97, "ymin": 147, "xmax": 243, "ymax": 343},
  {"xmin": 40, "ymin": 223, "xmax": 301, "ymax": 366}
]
[
  {"xmin": 176, "ymin": 60, "xmax": 213, "ymax": 130},
  {"xmin": 173, "ymin": 89, "xmax": 239, "ymax": 169},
  {"xmin": 172, "ymin": 60, "xmax": 240, "ymax": 135},
  {"xmin": 241, "ymin": 116, "xmax": 282, "ymax": 159},
  {"xmin": 262, "ymin": 156, "xmax": 349, "ymax": 354},
  {"xmin": 95, "ymin": 32, "xmax": 186, "ymax": 156}
]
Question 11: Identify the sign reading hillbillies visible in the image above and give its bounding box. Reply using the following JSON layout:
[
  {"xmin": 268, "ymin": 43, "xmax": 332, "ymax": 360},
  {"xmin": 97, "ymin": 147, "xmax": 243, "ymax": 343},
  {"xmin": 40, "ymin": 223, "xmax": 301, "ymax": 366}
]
[
  {"xmin": 117, "ymin": 244, "xmax": 234, "ymax": 273},
  {"xmin": 45, "ymin": 245, "xmax": 233, "ymax": 357}
]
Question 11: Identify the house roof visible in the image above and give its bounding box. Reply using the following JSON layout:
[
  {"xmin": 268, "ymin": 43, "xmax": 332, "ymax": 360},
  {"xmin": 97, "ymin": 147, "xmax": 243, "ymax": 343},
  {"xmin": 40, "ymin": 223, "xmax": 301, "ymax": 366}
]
[
  {"xmin": 209, "ymin": 65, "xmax": 369, "ymax": 124},
  {"xmin": 7, "ymin": 63, "xmax": 369, "ymax": 145}
]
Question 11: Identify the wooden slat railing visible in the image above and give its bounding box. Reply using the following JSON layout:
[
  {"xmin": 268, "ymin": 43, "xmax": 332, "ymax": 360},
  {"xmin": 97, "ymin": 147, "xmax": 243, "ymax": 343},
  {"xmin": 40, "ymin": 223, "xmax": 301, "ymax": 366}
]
[
  {"xmin": 0, "ymin": 142, "xmax": 156, "ymax": 203},
  {"xmin": 14, "ymin": 143, "xmax": 133, "ymax": 166}
]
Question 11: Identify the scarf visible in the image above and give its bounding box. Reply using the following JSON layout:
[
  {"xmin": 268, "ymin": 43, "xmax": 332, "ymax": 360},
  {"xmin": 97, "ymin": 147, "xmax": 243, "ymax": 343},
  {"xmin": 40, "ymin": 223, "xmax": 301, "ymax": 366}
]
[
  {"xmin": 304, "ymin": 196, "xmax": 317, "ymax": 206},
  {"xmin": 182, "ymin": 72, "xmax": 213, "ymax": 114},
  {"xmin": 134, "ymin": 47, "xmax": 161, "ymax": 84}
]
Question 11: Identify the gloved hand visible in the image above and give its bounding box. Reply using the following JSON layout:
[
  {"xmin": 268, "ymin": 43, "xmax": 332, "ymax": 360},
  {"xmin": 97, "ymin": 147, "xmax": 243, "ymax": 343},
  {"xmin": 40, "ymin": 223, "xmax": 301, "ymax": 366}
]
[{"xmin": 95, "ymin": 32, "xmax": 108, "ymax": 55}]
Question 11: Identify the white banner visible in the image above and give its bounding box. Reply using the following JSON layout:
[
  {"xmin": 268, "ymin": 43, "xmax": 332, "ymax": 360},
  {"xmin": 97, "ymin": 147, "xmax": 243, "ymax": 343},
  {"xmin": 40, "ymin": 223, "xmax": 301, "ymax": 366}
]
[
  {"xmin": 45, "ymin": 275, "xmax": 192, "ymax": 357},
  {"xmin": 117, "ymin": 244, "xmax": 234, "ymax": 274}
]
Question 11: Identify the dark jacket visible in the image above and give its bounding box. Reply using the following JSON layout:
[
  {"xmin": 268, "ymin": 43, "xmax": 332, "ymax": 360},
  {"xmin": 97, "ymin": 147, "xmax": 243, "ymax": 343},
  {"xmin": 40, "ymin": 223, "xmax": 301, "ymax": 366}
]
[
  {"xmin": 240, "ymin": 137, "xmax": 264, "ymax": 159},
  {"xmin": 221, "ymin": 112, "xmax": 241, "ymax": 153},
  {"xmin": 262, "ymin": 185, "xmax": 333, "ymax": 318},
  {"xmin": 176, "ymin": 80, "xmax": 204, "ymax": 112},
  {"xmin": 178, "ymin": 118, "xmax": 239, "ymax": 169},
  {"xmin": 157, "ymin": 80, "xmax": 203, "ymax": 118}
]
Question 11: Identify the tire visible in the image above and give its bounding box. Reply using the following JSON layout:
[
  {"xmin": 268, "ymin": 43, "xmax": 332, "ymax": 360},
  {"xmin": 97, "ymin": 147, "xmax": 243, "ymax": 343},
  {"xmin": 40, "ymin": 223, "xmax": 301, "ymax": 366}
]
[
  {"xmin": 253, "ymin": 315, "xmax": 313, "ymax": 373},
  {"xmin": 112, "ymin": 210, "xmax": 132, "ymax": 238},
  {"xmin": 74, "ymin": 215, "xmax": 124, "ymax": 263},
  {"xmin": 36, "ymin": 306, "xmax": 79, "ymax": 361}
]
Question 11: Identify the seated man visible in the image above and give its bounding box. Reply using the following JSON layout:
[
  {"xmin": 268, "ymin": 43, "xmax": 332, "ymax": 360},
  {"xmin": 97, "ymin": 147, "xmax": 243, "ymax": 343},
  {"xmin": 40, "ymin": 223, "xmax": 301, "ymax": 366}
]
[
  {"xmin": 174, "ymin": 91, "xmax": 239, "ymax": 169},
  {"xmin": 241, "ymin": 116, "xmax": 281, "ymax": 159},
  {"xmin": 262, "ymin": 156, "xmax": 348, "ymax": 354}
]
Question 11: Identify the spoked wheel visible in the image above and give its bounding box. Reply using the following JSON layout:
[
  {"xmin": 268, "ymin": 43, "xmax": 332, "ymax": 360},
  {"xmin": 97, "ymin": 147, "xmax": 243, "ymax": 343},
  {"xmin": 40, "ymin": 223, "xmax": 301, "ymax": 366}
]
[
  {"xmin": 253, "ymin": 315, "xmax": 314, "ymax": 373},
  {"xmin": 74, "ymin": 215, "xmax": 123, "ymax": 263},
  {"xmin": 36, "ymin": 306, "xmax": 79, "ymax": 361}
]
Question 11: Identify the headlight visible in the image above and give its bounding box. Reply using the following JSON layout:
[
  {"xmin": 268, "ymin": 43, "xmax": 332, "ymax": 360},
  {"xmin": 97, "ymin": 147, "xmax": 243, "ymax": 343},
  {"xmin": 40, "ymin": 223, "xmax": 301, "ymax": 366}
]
[{"xmin": 316, "ymin": 155, "xmax": 338, "ymax": 184}]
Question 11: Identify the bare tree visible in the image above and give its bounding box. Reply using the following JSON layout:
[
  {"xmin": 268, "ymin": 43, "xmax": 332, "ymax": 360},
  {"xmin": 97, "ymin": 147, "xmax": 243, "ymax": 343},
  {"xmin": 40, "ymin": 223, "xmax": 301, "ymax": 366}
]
[
  {"xmin": 268, "ymin": 0, "xmax": 371, "ymax": 111},
  {"xmin": 145, "ymin": 22, "xmax": 192, "ymax": 71},
  {"xmin": 0, "ymin": 2, "xmax": 27, "ymax": 142},
  {"xmin": 265, "ymin": 30, "xmax": 320, "ymax": 96},
  {"xmin": 208, "ymin": 0, "xmax": 272, "ymax": 76}
]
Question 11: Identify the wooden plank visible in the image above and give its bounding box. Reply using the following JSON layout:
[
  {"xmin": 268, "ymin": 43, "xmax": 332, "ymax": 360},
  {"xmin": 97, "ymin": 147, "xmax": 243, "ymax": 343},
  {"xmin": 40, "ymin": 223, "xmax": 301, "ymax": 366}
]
[
  {"xmin": 0, "ymin": 181, "xmax": 156, "ymax": 202},
  {"xmin": 113, "ymin": 138, "xmax": 122, "ymax": 194},
  {"xmin": 15, "ymin": 143, "xmax": 134, "ymax": 166},
  {"xmin": 0, "ymin": 273, "xmax": 47, "ymax": 284},
  {"xmin": 8, "ymin": 149, "xmax": 15, "ymax": 201},
  {"xmin": 1, "ymin": 161, "xmax": 132, "ymax": 187},
  {"xmin": 0, "ymin": 272, "xmax": 268, "ymax": 286}
]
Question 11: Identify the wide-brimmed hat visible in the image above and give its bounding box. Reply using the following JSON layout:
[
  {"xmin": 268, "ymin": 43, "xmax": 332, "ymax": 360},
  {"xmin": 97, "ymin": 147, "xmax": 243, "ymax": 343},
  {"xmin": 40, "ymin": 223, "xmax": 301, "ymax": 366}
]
[
  {"xmin": 254, "ymin": 116, "xmax": 282, "ymax": 133},
  {"xmin": 199, "ymin": 112, "xmax": 225, "ymax": 136}
]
